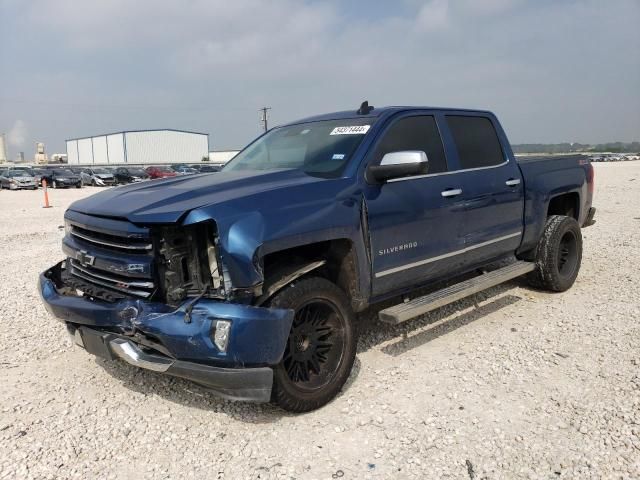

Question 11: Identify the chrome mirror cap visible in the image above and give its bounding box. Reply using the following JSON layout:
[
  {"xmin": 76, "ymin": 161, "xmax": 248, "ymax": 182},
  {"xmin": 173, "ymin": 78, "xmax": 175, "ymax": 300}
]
[{"xmin": 380, "ymin": 150, "xmax": 428, "ymax": 166}]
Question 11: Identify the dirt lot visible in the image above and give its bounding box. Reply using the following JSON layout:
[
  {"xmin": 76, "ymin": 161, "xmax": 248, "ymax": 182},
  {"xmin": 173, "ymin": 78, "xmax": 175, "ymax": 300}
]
[{"xmin": 0, "ymin": 162, "xmax": 638, "ymax": 479}]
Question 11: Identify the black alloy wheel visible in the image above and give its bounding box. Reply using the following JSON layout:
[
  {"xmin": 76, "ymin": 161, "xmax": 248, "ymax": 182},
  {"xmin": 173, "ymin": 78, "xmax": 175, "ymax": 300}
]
[
  {"xmin": 269, "ymin": 276, "xmax": 357, "ymax": 412},
  {"xmin": 557, "ymin": 230, "xmax": 578, "ymax": 280},
  {"xmin": 527, "ymin": 215, "xmax": 582, "ymax": 292},
  {"xmin": 283, "ymin": 299, "xmax": 346, "ymax": 390}
]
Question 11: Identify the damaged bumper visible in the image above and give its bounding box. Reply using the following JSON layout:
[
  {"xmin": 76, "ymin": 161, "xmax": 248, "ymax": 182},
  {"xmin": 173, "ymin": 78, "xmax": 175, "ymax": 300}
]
[{"xmin": 39, "ymin": 261, "xmax": 294, "ymax": 402}]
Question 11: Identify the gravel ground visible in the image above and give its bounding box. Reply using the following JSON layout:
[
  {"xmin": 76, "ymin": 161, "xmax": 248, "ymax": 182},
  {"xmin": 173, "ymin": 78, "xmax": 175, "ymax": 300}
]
[{"xmin": 0, "ymin": 162, "xmax": 638, "ymax": 479}]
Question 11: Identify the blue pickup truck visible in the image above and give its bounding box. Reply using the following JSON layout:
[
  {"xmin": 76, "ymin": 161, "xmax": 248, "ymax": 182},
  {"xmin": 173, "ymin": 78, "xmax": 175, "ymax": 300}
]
[{"xmin": 40, "ymin": 102, "xmax": 595, "ymax": 412}]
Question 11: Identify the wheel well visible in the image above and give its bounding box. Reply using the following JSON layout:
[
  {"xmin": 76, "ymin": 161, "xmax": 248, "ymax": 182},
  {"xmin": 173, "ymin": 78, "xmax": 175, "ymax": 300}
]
[
  {"xmin": 547, "ymin": 193, "xmax": 579, "ymax": 220},
  {"xmin": 262, "ymin": 239, "xmax": 359, "ymax": 304}
]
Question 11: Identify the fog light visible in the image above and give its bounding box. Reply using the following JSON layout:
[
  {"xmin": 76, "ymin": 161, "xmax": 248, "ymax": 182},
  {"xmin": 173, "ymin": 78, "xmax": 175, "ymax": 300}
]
[{"xmin": 213, "ymin": 319, "xmax": 231, "ymax": 352}]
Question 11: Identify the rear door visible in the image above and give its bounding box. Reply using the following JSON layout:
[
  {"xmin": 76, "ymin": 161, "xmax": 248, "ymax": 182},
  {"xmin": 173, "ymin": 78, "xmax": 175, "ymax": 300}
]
[
  {"xmin": 444, "ymin": 114, "xmax": 524, "ymax": 266},
  {"xmin": 364, "ymin": 113, "xmax": 468, "ymax": 297}
]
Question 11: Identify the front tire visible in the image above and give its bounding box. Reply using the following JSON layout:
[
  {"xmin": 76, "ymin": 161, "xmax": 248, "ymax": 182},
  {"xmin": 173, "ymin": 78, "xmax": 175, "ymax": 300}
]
[
  {"xmin": 527, "ymin": 215, "xmax": 582, "ymax": 292},
  {"xmin": 269, "ymin": 277, "xmax": 357, "ymax": 412}
]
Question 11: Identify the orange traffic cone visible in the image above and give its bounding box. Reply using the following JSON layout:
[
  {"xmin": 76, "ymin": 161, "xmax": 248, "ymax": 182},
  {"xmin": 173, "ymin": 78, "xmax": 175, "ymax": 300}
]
[{"xmin": 42, "ymin": 179, "xmax": 52, "ymax": 208}]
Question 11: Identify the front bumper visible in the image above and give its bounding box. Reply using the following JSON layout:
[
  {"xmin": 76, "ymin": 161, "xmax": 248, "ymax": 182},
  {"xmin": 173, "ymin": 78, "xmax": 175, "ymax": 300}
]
[
  {"xmin": 9, "ymin": 182, "xmax": 37, "ymax": 189},
  {"xmin": 95, "ymin": 178, "xmax": 116, "ymax": 186},
  {"xmin": 70, "ymin": 325, "xmax": 273, "ymax": 401},
  {"xmin": 39, "ymin": 261, "xmax": 294, "ymax": 402},
  {"xmin": 56, "ymin": 180, "xmax": 81, "ymax": 188}
]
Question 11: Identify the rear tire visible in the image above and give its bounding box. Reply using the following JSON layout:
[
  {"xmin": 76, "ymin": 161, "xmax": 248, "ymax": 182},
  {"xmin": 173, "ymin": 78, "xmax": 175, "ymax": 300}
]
[
  {"xmin": 527, "ymin": 215, "xmax": 582, "ymax": 292},
  {"xmin": 269, "ymin": 277, "xmax": 357, "ymax": 412}
]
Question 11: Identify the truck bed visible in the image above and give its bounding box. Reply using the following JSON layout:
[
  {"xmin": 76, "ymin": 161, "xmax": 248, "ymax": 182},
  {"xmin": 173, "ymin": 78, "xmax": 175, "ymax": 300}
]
[{"xmin": 517, "ymin": 154, "xmax": 594, "ymax": 254}]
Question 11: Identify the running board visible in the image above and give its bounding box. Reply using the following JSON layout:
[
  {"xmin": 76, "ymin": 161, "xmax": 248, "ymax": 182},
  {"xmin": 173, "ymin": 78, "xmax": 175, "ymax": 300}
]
[{"xmin": 378, "ymin": 261, "xmax": 535, "ymax": 325}]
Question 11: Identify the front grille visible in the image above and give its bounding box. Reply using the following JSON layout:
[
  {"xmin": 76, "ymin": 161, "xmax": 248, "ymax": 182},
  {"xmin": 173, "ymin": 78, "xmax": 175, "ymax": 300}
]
[
  {"xmin": 70, "ymin": 225, "xmax": 152, "ymax": 253},
  {"xmin": 68, "ymin": 259, "xmax": 155, "ymax": 298},
  {"xmin": 66, "ymin": 220, "xmax": 156, "ymax": 301}
]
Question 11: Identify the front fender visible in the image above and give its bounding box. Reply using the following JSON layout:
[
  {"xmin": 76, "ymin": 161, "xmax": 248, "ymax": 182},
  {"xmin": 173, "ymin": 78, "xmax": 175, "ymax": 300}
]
[{"xmin": 182, "ymin": 177, "xmax": 367, "ymax": 292}]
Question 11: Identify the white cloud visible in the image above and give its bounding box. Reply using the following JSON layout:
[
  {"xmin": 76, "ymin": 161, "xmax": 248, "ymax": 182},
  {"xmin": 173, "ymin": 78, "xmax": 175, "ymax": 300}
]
[
  {"xmin": 8, "ymin": 120, "xmax": 27, "ymax": 147},
  {"xmin": 415, "ymin": 0, "xmax": 450, "ymax": 32}
]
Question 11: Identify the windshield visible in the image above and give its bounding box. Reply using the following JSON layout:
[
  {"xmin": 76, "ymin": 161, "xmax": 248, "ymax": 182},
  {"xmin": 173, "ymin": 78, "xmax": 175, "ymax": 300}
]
[
  {"xmin": 54, "ymin": 169, "xmax": 74, "ymax": 175},
  {"xmin": 92, "ymin": 168, "xmax": 109, "ymax": 174},
  {"xmin": 128, "ymin": 168, "xmax": 147, "ymax": 176},
  {"xmin": 223, "ymin": 119, "xmax": 374, "ymax": 178},
  {"xmin": 8, "ymin": 170, "xmax": 29, "ymax": 177}
]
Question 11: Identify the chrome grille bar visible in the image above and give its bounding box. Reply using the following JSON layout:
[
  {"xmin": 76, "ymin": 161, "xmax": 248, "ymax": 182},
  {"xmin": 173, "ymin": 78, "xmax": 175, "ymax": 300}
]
[
  {"xmin": 70, "ymin": 229, "xmax": 152, "ymax": 251},
  {"xmin": 69, "ymin": 260, "xmax": 154, "ymax": 298},
  {"xmin": 71, "ymin": 261, "xmax": 154, "ymax": 288}
]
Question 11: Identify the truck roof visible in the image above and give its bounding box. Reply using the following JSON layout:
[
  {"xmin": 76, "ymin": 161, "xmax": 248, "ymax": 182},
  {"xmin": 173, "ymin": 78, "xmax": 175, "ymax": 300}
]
[{"xmin": 291, "ymin": 105, "xmax": 494, "ymax": 124}]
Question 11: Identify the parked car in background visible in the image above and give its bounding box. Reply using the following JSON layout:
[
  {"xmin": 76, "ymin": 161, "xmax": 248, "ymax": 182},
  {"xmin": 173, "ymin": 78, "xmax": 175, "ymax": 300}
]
[
  {"xmin": 68, "ymin": 168, "xmax": 92, "ymax": 186},
  {"xmin": 31, "ymin": 168, "xmax": 49, "ymax": 186},
  {"xmin": 195, "ymin": 164, "xmax": 221, "ymax": 173},
  {"xmin": 113, "ymin": 167, "xmax": 151, "ymax": 184},
  {"xmin": 170, "ymin": 164, "xmax": 199, "ymax": 175},
  {"xmin": 145, "ymin": 165, "xmax": 178, "ymax": 179},
  {"xmin": 10, "ymin": 166, "xmax": 42, "ymax": 186},
  {"xmin": 40, "ymin": 168, "xmax": 82, "ymax": 188},
  {"xmin": 84, "ymin": 168, "xmax": 117, "ymax": 186},
  {"xmin": 0, "ymin": 169, "xmax": 38, "ymax": 190}
]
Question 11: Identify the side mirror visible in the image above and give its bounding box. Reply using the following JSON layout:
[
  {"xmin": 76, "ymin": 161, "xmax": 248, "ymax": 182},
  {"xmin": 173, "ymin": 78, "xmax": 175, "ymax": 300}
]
[{"xmin": 367, "ymin": 151, "xmax": 429, "ymax": 183}]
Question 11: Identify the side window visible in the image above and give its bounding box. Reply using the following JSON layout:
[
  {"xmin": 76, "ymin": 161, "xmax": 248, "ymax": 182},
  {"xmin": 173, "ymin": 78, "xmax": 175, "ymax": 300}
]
[
  {"xmin": 374, "ymin": 115, "xmax": 447, "ymax": 174},
  {"xmin": 446, "ymin": 115, "xmax": 504, "ymax": 169}
]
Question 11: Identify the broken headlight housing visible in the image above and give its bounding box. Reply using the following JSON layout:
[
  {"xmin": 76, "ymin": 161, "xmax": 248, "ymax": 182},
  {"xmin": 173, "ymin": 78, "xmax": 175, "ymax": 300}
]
[{"xmin": 156, "ymin": 222, "xmax": 227, "ymax": 305}]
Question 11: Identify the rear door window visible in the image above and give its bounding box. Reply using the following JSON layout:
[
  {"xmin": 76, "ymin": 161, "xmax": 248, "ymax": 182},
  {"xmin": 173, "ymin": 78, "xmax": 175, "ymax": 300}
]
[
  {"xmin": 373, "ymin": 115, "xmax": 447, "ymax": 174},
  {"xmin": 446, "ymin": 115, "xmax": 505, "ymax": 169}
]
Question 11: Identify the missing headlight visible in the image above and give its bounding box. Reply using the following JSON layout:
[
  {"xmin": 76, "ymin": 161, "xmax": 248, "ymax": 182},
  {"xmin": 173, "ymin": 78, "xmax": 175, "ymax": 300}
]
[{"xmin": 157, "ymin": 222, "xmax": 226, "ymax": 305}]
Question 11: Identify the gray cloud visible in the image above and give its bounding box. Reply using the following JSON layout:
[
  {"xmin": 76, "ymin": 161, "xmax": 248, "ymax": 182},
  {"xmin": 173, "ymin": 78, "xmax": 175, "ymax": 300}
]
[{"xmin": 0, "ymin": 0, "xmax": 638, "ymax": 157}]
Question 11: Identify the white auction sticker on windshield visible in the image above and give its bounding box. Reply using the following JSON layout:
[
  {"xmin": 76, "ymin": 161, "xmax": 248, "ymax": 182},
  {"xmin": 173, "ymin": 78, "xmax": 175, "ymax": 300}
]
[{"xmin": 330, "ymin": 125, "xmax": 370, "ymax": 135}]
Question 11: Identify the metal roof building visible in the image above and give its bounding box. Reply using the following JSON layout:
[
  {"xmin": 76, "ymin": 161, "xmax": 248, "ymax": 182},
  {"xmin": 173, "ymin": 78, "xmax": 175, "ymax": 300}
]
[{"xmin": 66, "ymin": 129, "xmax": 209, "ymax": 165}]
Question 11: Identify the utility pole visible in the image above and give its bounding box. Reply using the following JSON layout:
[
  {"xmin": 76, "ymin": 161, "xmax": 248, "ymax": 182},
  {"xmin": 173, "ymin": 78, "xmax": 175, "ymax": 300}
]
[{"xmin": 259, "ymin": 107, "xmax": 271, "ymax": 132}]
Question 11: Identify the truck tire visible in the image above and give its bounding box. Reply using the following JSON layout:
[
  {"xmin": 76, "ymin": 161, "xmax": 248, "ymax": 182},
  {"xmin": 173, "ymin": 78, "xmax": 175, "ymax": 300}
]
[
  {"xmin": 527, "ymin": 215, "xmax": 582, "ymax": 292},
  {"xmin": 268, "ymin": 276, "xmax": 357, "ymax": 412}
]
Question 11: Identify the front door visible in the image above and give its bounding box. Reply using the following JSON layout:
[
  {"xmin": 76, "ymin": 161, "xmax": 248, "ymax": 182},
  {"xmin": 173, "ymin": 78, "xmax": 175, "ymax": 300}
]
[{"xmin": 364, "ymin": 114, "xmax": 467, "ymax": 297}]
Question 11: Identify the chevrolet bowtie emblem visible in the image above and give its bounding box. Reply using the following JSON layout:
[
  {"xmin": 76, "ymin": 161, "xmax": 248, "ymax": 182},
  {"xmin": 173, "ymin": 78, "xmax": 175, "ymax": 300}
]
[{"xmin": 76, "ymin": 250, "xmax": 95, "ymax": 267}]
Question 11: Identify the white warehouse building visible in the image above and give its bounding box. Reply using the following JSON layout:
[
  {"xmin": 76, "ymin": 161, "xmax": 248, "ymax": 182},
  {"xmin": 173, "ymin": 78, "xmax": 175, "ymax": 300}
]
[{"xmin": 66, "ymin": 129, "xmax": 209, "ymax": 165}]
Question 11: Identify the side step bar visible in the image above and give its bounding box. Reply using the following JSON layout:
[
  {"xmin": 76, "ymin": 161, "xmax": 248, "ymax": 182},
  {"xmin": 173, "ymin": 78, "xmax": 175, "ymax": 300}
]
[{"xmin": 378, "ymin": 261, "xmax": 535, "ymax": 325}]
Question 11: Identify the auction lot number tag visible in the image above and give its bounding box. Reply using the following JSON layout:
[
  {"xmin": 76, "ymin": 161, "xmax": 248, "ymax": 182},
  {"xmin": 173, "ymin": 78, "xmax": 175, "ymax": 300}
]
[{"xmin": 330, "ymin": 125, "xmax": 370, "ymax": 135}]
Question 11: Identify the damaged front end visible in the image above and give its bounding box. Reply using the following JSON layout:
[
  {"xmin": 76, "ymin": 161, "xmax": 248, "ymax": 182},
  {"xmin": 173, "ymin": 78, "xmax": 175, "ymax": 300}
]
[
  {"xmin": 155, "ymin": 222, "xmax": 230, "ymax": 305},
  {"xmin": 39, "ymin": 212, "xmax": 293, "ymax": 402}
]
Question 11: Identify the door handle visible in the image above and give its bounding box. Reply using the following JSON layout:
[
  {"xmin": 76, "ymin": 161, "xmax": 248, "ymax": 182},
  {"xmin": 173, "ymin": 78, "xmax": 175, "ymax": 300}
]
[
  {"xmin": 441, "ymin": 188, "xmax": 462, "ymax": 198},
  {"xmin": 505, "ymin": 178, "xmax": 521, "ymax": 186}
]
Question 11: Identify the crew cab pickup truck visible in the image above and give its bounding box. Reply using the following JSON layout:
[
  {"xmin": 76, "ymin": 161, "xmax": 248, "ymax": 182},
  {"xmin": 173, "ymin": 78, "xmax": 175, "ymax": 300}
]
[{"xmin": 39, "ymin": 102, "xmax": 595, "ymax": 412}]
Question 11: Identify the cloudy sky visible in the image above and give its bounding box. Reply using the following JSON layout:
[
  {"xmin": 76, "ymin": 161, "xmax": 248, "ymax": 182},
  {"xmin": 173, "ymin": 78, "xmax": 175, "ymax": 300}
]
[{"xmin": 1, "ymin": 0, "xmax": 638, "ymax": 158}]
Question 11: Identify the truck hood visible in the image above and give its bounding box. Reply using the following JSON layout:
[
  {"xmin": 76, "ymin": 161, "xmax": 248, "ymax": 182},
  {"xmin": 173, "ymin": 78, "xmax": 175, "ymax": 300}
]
[{"xmin": 68, "ymin": 169, "xmax": 328, "ymax": 224}]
